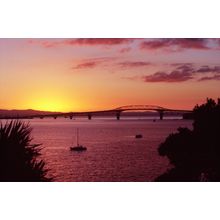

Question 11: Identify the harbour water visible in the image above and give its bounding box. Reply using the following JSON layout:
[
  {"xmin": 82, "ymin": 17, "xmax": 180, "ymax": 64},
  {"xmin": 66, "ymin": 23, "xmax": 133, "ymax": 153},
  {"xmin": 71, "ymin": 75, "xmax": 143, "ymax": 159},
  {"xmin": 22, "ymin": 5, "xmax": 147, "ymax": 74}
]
[{"xmin": 19, "ymin": 117, "xmax": 193, "ymax": 181}]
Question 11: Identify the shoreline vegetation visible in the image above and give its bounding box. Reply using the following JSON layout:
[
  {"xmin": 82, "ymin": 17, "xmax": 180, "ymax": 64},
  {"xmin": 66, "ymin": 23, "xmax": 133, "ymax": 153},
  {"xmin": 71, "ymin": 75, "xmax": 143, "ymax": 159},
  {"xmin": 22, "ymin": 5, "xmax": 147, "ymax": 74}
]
[
  {"xmin": 0, "ymin": 120, "xmax": 50, "ymax": 181},
  {"xmin": 156, "ymin": 98, "xmax": 220, "ymax": 181}
]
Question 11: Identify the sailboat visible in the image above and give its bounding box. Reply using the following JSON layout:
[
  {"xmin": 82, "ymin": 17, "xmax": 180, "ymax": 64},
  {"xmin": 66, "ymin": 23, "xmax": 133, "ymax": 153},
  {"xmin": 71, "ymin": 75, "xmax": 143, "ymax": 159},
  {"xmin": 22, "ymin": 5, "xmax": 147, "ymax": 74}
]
[{"xmin": 70, "ymin": 128, "xmax": 87, "ymax": 151}]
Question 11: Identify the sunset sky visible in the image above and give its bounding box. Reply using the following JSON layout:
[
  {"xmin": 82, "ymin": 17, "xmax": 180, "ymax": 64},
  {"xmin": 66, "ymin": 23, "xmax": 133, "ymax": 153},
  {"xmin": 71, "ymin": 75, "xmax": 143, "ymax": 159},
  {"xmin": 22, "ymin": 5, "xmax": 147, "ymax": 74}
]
[{"xmin": 1, "ymin": 38, "xmax": 220, "ymax": 112}]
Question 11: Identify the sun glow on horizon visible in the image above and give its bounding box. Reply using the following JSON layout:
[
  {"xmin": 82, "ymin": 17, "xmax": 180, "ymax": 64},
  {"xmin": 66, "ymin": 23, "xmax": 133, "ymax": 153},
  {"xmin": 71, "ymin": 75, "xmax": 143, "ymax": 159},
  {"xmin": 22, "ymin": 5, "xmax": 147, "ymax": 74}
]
[
  {"xmin": 28, "ymin": 96, "xmax": 100, "ymax": 112},
  {"xmin": 27, "ymin": 95, "xmax": 75, "ymax": 112}
]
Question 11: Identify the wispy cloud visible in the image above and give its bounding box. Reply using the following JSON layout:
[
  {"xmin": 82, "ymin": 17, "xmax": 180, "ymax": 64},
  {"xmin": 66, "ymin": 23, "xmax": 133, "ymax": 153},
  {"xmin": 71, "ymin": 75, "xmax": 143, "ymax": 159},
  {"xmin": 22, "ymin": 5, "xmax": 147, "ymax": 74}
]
[
  {"xmin": 196, "ymin": 65, "xmax": 220, "ymax": 73},
  {"xmin": 28, "ymin": 40, "xmax": 61, "ymax": 48},
  {"xmin": 72, "ymin": 57, "xmax": 152, "ymax": 70},
  {"xmin": 71, "ymin": 57, "xmax": 115, "ymax": 70},
  {"xmin": 119, "ymin": 47, "xmax": 132, "ymax": 53},
  {"xmin": 140, "ymin": 39, "xmax": 209, "ymax": 51},
  {"xmin": 72, "ymin": 61, "xmax": 98, "ymax": 69},
  {"xmin": 29, "ymin": 38, "xmax": 134, "ymax": 48},
  {"xmin": 199, "ymin": 74, "xmax": 220, "ymax": 81},
  {"xmin": 117, "ymin": 61, "xmax": 151, "ymax": 68},
  {"xmin": 66, "ymin": 38, "xmax": 133, "ymax": 46},
  {"xmin": 143, "ymin": 70, "xmax": 193, "ymax": 82}
]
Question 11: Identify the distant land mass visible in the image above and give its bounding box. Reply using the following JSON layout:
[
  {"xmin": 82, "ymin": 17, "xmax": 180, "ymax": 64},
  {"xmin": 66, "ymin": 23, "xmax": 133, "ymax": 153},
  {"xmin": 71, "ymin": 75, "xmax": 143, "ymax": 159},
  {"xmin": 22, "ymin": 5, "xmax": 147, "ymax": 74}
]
[
  {"xmin": 0, "ymin": 109, "xmax": 62, "ymax": 118},
  {"xmin": 0, "ymin": 109, "xmax": 184, "ymax": 119}
]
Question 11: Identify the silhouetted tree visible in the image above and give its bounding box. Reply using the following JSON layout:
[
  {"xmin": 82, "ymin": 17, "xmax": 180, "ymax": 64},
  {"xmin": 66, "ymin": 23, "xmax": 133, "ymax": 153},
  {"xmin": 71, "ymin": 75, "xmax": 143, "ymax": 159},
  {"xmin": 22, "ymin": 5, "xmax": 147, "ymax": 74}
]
[
  {"xmin": 155, "ymin": 98, "xmax": 220, "ymax": 181},
  {"xmin": 0, "ymin": 120, "xmax": 50, "ymax": 181}
]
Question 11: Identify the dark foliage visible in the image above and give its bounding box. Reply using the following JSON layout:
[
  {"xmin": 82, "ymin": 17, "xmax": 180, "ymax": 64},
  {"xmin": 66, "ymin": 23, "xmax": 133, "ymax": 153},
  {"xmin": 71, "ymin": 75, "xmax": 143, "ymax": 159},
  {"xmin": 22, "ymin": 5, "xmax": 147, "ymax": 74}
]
[
  {"xmin": 0, "ymin": 120, "xmax": 50, "ymax": 181},
  {"xmin": 155, "ymin": 98, "xmax": 220, "ymax": 181}
]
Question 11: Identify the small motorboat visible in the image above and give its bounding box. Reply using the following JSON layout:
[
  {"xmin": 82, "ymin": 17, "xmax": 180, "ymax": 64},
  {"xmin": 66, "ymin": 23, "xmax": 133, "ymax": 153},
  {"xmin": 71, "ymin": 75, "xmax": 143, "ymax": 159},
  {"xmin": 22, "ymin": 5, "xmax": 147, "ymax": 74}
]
[
  {"xmin": 70, "ymin": 128, "xmax": 87, "ymax": 152},
  {"xmin": 135, "ymin": 134, "xmax": 143, "ymax": 139}
]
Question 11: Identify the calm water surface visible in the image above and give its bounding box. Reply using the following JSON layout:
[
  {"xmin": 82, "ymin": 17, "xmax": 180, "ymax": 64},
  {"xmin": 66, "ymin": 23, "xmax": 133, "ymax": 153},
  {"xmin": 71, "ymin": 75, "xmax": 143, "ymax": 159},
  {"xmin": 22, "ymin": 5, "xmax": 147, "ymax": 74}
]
[{"xmin": 23, "ymin": 117, "xmax": 192, "ymax": 181}]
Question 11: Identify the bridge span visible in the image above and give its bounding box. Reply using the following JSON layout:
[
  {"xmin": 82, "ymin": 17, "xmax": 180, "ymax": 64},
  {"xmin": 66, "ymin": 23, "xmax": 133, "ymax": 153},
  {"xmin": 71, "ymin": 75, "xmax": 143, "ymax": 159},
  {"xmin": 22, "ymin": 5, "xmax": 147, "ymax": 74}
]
[{"xmin": 30, "ymin": 105, "xmax": 192, "ymax": 120}]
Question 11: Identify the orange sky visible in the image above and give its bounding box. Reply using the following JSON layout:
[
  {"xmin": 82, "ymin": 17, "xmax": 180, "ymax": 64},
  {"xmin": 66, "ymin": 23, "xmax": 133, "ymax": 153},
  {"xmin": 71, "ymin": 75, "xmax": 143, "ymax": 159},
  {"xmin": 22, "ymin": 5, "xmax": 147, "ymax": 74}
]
[{"xmin": 0, "ymin": 38, "xmax": 220, "ymax": 112}]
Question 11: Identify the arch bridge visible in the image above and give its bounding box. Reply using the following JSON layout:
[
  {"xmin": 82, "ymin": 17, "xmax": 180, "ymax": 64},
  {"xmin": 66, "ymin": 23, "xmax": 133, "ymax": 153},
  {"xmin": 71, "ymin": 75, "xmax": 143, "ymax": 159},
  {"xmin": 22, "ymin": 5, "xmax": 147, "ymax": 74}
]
[
  {"xmin": 113, "ymin": 105, "xmax": 191, "ymax": 120},
  {"xmin": 30, "ymin": 105, "xmax": 192, "ymax": 120}
]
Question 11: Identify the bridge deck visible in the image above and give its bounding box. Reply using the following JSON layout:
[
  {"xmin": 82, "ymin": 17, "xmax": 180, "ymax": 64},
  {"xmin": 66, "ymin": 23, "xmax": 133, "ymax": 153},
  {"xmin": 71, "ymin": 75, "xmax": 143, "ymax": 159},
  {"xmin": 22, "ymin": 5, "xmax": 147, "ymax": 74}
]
[{"xmin": 1, "ymin": 105, "xmax": 192, "ymax": 119}]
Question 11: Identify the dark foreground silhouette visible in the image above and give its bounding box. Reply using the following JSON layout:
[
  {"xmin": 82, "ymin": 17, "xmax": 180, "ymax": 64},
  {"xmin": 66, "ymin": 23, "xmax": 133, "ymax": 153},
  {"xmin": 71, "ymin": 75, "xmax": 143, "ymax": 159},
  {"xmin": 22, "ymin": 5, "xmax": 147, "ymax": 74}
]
[
  {"xmin": 0, "ymin": 120, "xmax": 50, "ymax": 181},
  {"xmin": 156, "ymin": 98, "xmax": 220, "ymax": 181}
]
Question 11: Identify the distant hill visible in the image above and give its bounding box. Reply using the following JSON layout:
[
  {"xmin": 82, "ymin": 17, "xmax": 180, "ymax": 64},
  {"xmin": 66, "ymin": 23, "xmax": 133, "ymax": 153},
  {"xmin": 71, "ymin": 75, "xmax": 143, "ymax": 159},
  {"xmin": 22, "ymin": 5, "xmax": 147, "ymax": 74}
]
[{"xmin": 0, "ymin": 109, "xmax": 61, "ymax": 118}]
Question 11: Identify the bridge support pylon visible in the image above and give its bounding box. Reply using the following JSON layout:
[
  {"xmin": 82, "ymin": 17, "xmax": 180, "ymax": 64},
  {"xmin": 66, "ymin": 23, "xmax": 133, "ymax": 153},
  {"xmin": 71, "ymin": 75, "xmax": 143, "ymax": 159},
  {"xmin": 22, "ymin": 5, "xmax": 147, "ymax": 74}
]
[
  {"xmin": 88, "ymin": 113, "xmax": 92, "ymax": 120},
  {"xmin": 159, "ymin": 111, "xmax": 164, "ymax": 120},
  {"xmin": 116, "ymin": 112, "xmax": 121, "ymax": 120}
]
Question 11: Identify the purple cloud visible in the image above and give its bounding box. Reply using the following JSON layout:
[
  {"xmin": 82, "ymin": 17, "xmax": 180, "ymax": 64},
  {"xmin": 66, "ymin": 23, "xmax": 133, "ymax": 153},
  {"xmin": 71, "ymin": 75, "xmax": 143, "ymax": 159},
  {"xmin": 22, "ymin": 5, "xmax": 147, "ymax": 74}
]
[
  {"xmin": 118, "ymin": 61, "xmax": 151, "ymax": 68},
  {"xmin": 143, "ymin": 70, "xmax": 193, "ymax": 83},
  {"xmin": 72, "ymin": 61, "xmax": 98, "ymax": 69},
  {"xmin": 196, "ymin": 65, "xmax": 220, "ymax": 73},
  {"xmin": 72, "ymin": 57, "xmax": 115, "ymax": 70},
  {"xmin": 140, "ymin": 39, "xmax": 209, "ymax": 51},
  {"xmin": 199, "ymin": 74, "xmax": 220, "ymax": 81},
  {"xmin": 138, "ymin": 63, "xmax": 220, "ymax": 83},
  {"xmin": 29, "ymin": 38, "xmax": 134, "ymax": 48}
]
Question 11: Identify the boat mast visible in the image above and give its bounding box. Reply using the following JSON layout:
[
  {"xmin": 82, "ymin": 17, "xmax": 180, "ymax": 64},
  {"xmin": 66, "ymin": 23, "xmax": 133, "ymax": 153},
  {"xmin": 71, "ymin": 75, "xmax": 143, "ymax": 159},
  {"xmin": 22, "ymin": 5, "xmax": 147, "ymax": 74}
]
[{"xmin": 77, "ymin": 128, "xmax": 79, "ymax": 146}]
